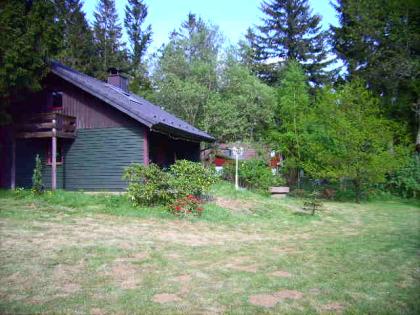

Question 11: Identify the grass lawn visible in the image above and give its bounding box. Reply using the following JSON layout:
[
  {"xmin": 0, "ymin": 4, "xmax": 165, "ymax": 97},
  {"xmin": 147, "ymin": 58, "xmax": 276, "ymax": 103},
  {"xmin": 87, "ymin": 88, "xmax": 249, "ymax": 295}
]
[{"xmin": 0, "ymin": 183, "xmax": 419, "ymax": 314}]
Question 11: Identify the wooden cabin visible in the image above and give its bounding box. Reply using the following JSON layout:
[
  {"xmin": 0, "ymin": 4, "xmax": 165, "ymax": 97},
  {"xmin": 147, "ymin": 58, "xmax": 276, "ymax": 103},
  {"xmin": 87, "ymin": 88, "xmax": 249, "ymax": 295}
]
[{"xmin": 0, "ymin": 62, "xmax": 214, "ymax": 191}]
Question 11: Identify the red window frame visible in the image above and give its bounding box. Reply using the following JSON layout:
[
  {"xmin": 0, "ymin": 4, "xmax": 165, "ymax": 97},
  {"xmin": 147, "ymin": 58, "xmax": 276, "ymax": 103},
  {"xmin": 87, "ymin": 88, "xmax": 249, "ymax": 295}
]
[{"xmin": 47, "ymin": 140, "xmax": 63, "ymax": 165}]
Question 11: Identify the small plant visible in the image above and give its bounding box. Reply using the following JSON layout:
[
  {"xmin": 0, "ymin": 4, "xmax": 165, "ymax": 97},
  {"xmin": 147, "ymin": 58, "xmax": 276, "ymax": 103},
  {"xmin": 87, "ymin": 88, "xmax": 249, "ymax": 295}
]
[
  {"xmin": 169, "ymin": 194, "xmax": 203, "ymax": 217},
  {"xmin": 303, "ymin": 191, "xmax": 322, "ymax": 215},
  {"xmin": 13, "ymin": 187, "xmax": 26, "ymax": 199},
  {"xmin": 32, "ymin": 154, "xmax": 43, "ymax": 194}
]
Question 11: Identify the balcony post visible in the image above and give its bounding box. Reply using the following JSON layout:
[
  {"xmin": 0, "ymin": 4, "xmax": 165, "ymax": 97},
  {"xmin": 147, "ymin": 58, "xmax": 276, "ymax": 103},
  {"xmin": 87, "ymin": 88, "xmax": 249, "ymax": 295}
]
[
  {"xmin": 51, "ymin": 120, "xmax": 57, "ymax": 190},
  {"xmin": 11, "ymin": 136, "xmax": 15, "ymax": 190}
]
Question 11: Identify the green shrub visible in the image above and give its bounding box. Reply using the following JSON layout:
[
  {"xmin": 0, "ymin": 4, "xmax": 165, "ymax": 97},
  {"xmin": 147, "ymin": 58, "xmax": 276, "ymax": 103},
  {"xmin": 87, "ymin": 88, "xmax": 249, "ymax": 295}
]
[
  {"xmin": 168, "ymin": 160, "xmax": 217, "ymax": 199},
  {"xmin": 122, "ymin": 163, "xmax": 171, "ymax": 206},
  {"xmin": 223, "ymin": 159, "xmax": 285, "ymax": 192},
  {"xmin": 32, "ymin": 154, "xmax": 43, "ymax": 194},
  {"xmin": 123, "ymin": 160, "xmax": 217, "ymax": 207},
  {"xmin": 387, "ymin": 155, "xmax": 420, "ymax": 198}
]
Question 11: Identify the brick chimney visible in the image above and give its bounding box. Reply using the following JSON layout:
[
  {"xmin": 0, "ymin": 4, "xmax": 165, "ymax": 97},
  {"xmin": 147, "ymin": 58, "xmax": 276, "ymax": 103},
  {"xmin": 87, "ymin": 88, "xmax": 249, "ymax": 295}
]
[{"xmin": 107, "ymin": 68, "xmax": 129, "ymax": 92}]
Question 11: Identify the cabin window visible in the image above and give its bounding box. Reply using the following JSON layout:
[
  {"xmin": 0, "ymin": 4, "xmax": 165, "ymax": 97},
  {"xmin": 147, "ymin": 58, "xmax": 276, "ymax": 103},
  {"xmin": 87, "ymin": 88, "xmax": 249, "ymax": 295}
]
[
  {"xmin": 50, "ymin": 91, "xmax": 63, "ymax": 110},
  {"xmin": 47, "ymin": 140, "xmax": 63, "ymax": 165}
]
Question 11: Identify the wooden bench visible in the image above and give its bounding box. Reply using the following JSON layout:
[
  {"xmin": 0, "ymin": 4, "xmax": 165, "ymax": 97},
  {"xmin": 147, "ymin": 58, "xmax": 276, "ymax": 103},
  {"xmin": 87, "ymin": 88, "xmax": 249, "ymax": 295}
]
[{"xmin": 270, "ymin": 186, "xmax": 290, "ymax": 198}]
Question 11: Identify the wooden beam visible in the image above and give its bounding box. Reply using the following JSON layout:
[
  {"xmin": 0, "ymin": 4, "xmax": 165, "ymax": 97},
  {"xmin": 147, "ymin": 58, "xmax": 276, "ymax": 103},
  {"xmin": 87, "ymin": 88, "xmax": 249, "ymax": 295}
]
[
  {"xmin": 11, "ymin": 137, "xmax": 15, "ymax": 190},
  {"xmin": 19, "ymin": 122, "xmax": 54, "ymax": 130},
  {"xmin": 16, "ymin": 131, "xmax": 54, "ymax": 138},
  {"xmin": 16, "ymin": 131, "xmax": 76, "ymax": 139},
  {"xmin": 51, "ymin": 124, "xmax": 57, "ymax": 191}
]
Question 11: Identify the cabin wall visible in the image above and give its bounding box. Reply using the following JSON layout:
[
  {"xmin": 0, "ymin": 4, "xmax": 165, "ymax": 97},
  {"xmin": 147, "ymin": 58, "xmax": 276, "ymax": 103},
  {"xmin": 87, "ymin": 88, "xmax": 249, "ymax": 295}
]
[
  {"xmin": 14, "ymin": 139, "xmax": 64, "ymax": 189},
  {"xmin": 48, "ymin": 75, "xmax": 145, "ymax": 191},
  {"xmin": 60, "ymin": 81, "xmax": 131, "ymax": 129},
  {"xmin": 64, "ymin": 126, "xmax": 144, "ymax": 191}
]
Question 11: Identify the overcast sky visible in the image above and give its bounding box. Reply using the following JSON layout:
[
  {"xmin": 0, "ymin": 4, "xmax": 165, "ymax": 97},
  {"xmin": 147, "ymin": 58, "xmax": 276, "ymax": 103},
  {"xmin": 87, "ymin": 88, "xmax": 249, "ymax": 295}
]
[{"xmin": 82, "ymin": 0, "xmax": 339, "ymax": 53}]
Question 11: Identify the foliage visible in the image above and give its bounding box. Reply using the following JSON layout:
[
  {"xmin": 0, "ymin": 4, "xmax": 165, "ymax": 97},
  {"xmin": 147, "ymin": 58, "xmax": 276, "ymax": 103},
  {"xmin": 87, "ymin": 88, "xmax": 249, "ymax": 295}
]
[
  {"xmin": 152, "ymin": 14, "xmax": 276, "ymax": 142},
  {"xmin": 31, "ymin": 154, "xmax": 43, "ymax": 195},
  {"xmin": 123, "ymin": 160, "xmax": 217, "ymax": 207},
  {"xmin": 152, "ymin": 13, "xmax": 221, "ymax": 127},
  {"xmin": 55, "ymin": 0, "xmax": 97, "ymax": 76},
  {"xmin": 267, "ymin": 61, "xmax": 311, "ymax": 185},
  {"xmin": 168, "ymin": 160, "xmax": 217, "ymax": 199},
  {"xmin": 304, "ymin": 80, "xmax": 410, "ymax": 202},
  {"xmin": 169, "ymin": 194, "xmax": 203, "ymax": 217},
  {"xmin": 331, "ymin": 0, "xmax": 420, "ymax": 144},
  {"xmin": 387, "ymin": 154, "xmax": 420, "ymax": 198},
  {"xmin": 93, "ymin": 0, "xmax": 128, "ymax": 80},
  {"xmin": 124, "ymin": 0, "xmax": 152, "ymax": 95},
  {"xmin": 0, "ymin": 0, "xmax": 62, "ymax": 124},
  {"xmin": 303, "ymin": 192, "xmax": 323, "ymax": 215},
  {"xmin": 223, "ymin": 159, "xmax": 285, "ymax": 192},
  {"xmin": 122, "ymin": 163, "xmax": 171, "ymax": 206},
  {"xmin": 243, "ymin": 0, "xmax": 336, "ymax": 85}
]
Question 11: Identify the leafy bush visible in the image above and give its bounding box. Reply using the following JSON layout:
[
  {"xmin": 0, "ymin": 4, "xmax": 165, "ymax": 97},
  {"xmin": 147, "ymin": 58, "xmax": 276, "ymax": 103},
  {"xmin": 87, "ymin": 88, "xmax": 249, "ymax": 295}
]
[
  {"xmin": 32, "ymin": 154, "xmax": 43, "ymax": 194},
  {"xmin": 122, "ymin": 163, "xmax": 171, "ymax": 206},
  {"xmin": 168, "ymin": 160, "xmax": 217, "ymax": 199},
  {"xmin": 223, "ymin": 159, "xmax": 285, "ymax": 192},
  {"xmin": 169, "ymin": 194, "xmax": 203, "ymax": 216},
  {"xmin": 123, "ymin": 160, "xmax": 217, "ymax": 207},
  {"xmin": 387, "ymin": 155, "xmax": 420, "ymax": 198}
]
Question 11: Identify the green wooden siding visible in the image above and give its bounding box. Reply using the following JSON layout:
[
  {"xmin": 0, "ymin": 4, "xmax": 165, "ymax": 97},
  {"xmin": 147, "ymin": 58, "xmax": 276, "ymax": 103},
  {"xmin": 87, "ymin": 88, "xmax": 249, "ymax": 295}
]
[
  {"xmin": 15, "ymin": 139, "xmax": 64, "ymax": 189},
  {"xmin": 64, "ymin": 127, "xmax": 144, "ymax": 191}
]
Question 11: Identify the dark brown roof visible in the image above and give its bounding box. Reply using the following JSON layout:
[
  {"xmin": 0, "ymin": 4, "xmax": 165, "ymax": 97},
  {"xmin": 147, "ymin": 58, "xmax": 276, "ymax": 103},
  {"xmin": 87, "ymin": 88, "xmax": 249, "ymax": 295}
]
[{"xmin": 51, "ymin": 61, "xmax": 214, "ymax": 142}]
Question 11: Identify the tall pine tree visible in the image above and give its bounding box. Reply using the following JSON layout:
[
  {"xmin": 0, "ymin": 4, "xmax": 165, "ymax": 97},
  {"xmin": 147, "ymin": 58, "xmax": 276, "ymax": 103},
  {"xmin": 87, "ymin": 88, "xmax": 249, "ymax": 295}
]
[
  {"xmin": 55, "ymin": 0, "xmax": 96, "ymax": 75},
  {"xmin": 0, "ymin": 0, "xmax": 62, "ymax": 123},
  {"xmin": 332, "ymin": 0, "xmax": 420, "ymax": 148},
  {"xmin": 93, "ymin": 0, "xmax": 128, "ymax": 80},
  {"xmin": 246, "ymin": 0, "xmax": 335, "ymax": 86},
  {"xmin": 124, "ymin": 0, "xmax": 152, "ymax": 95}
]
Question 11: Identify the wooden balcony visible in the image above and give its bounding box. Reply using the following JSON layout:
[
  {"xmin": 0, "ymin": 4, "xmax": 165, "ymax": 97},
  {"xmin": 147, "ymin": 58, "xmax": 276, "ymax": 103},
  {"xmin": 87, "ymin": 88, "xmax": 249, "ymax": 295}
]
[{"xmin": 16, "ymin": 112, "xmax": 76, "ymax": 139}]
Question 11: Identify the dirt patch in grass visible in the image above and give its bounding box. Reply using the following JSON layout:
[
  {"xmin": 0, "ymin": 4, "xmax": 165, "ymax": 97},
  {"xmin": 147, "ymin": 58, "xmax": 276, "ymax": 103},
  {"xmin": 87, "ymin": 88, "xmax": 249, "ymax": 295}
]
[
  {"xmin": 269, "ymin": 270, "xmax": 292, "ymax": 278},
  {"xmin": 214, "ymin": 197, "xmax": 256, "ymax": 214},
  {"xmin": 249, "ymin": 290, "xmax": 303, "ymax": 308},
  {"xmin": 53, "ymin": 262, "xmax": 84, "ymax": 296},
  {"xmin": 90, "ymin": 308, "xmax": 105, "ymax": 315},
  {"xmin": 321, "ymin": 302, "xmax": 345, "ymax": 313},
  {"xmin": 152, "ymin": 293, "xmax": 181, "ymax": 304},
  {"xmin": 223, "ymin": 256, "xmax": 260, "ymax": 273},
  {"xmin": 107, "ymin": 261, "xmax": 142, "ymax": 289}
]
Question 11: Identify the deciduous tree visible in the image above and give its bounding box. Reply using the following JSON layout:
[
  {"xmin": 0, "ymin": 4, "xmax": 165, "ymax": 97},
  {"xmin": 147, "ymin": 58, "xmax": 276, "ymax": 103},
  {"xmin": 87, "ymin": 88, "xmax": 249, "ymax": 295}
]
[
  {"xmin": 267, "ymin": 61, "xmax": 311, "ymax": 185},
  {"xmin": 305, "ymin": 80, "xmax": 409, "ymax": 202}
]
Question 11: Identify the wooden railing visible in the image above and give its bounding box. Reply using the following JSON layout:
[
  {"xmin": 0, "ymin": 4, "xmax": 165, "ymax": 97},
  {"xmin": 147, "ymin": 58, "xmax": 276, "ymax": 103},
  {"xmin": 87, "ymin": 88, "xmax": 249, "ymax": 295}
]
[{"xmin": 16, "ymin": 112, "xmax": 76, "ymax": 139}]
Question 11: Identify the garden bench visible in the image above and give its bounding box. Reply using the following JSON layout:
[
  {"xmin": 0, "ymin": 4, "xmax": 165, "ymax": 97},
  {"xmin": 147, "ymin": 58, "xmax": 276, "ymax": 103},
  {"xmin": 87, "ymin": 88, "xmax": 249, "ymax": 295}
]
[{"xmin": 270, "ymin": 186, "xmax": 290, "ymax": 198}]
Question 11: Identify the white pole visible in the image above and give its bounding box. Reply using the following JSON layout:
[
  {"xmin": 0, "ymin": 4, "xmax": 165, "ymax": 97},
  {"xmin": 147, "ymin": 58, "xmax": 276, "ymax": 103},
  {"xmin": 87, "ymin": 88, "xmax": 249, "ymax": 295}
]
[
  {"xmin": 235, "ymin": 151, "xmax": 239, "ymax": 190},
  {"xmin": 51, "ymin": 119, "xmax": 57, "ymax": 191}
]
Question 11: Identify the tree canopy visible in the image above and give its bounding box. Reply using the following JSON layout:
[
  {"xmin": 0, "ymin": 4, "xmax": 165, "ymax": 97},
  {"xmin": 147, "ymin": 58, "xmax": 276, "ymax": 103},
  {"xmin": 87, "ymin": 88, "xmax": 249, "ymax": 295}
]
[{"xmin": 243, "ymin": 0, "xmax": 335, "ymax": 86}]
